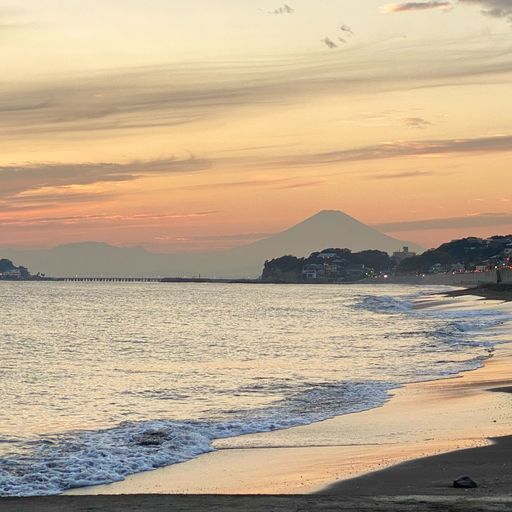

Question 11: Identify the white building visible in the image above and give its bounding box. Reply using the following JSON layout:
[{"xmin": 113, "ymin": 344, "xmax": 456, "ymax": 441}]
[{"xmin": 392, "ymin": 246, "xmax": 417, "ymax": 262}]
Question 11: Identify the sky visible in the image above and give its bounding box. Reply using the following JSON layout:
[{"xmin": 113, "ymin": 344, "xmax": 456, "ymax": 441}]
[{"xmin": 1, "ymin": 0, "xmax": 512, "ymax": 252}]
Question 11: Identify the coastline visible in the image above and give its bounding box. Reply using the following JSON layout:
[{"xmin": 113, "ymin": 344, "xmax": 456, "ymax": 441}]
[
  {"xmin": 322, "ymin": 432, "xmax": 512, "ymax": 496},
  {"xmin": 446, "ymin": 284, "xmax": 512, "ymax": 302},
  {"xmin": 2, "ymin": 290, "xmax": 510, "ymax": 511},
  {"xmin": 64, "ymin": 294, "xmax": 512, "ymax": 498}
]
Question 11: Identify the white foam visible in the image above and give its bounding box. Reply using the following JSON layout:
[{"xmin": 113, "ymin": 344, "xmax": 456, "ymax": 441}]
[
  {"xmin": 2, "ymin": 285, "xmax": 510, "ymax": 497},
  {"xmin": 0, "ymin": 382, "xmax": 394, "ymax": 496}
]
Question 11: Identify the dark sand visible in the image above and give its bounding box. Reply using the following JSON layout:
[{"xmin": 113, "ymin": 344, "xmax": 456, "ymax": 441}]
[
  {"xmin": 447, "ymin": 284, "xmax": 512, "ymax": 302},
  {"xmin": 322, "ymin": 435, "xmax": 512, "ymax": 497},
  {"xmin": 1, "ymin": 495, "xmax": 512, "ymax": 512},
  {"xmin": 323, "ymin": 387, "xmax": 512, "ymax": 498}
]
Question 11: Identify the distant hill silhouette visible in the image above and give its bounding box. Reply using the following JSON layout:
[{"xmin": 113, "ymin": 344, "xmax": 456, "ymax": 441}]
[{"xmin": 1, "ymin": 211, "xmax": 423, "ymax": 278}]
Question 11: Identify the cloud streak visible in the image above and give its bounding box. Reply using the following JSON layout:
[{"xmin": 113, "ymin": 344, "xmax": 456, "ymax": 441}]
[
  {"xmin": 321, "ymin": 37, "xmax": 338, "ymax": 49},
  {"xmin": 176, "ymin": 176, "xmax": 324, "ymax": 191},
  {"xmin": 0, "ymin": 211, "xmax": 217, "ymax": 228},
  {"xmin": 2, "ymin": 134, "xmax": 510, "ymax": 203},
  {"xmin": 0, "ymin": 191, "xmax": 114, "ymax": 215},
  {"xmin": 373, "ymin": 212, "xmax": 512, "ymax": 231},
  {"xmin": 403, "ymin": 117, "xmax": 432, "ymax": 128},
  {"xmin": 383, "ymin": 2, "xmax": 452, "ymax": 13},
  {"xmin": 255, "ymin": 134, "xmax": 512, "ymax": 167},
  {"xmin": 155, "ymin": 232, "xmax": 273, "ymax": 243},
  {"xmin": 460, "ymin": 0, "xmax": 512, "ymax": 22},
  {"xmin": 367, "ymin": 170, "xmax": 435, "ymax": 179},
  {"xmin": 269, "ymin": 4, "xmax": 294, "ymax": 14},
  {"xmin": 0, "ymin": 6, "xmax": 33, "ymax": 33},
  {"xmin": 0, "ymin": 157, "xmax": 211, "ymax": 198},
  {"xmin": 384, "ymin": 1, "xmax": 512, "ymax": 23},
  {"xmin": 2, "ymin": 35, "xmax": 512, "ymax": 139}
]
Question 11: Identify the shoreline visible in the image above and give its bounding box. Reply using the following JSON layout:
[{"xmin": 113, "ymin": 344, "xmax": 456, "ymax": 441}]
[
  {"xmin": 7, "ymin": 353, "xmax": 512, "ymax": 511},
  {"xmin": 64, "ymin": 295, "xmax": 512, "ymax": 498},
  {"xmin": 322, "ymin": 432, "xmax": 512, "ymax": 496},
  {"xmin": 2, "ymin": 292, "xmax": 510, "ymax": 510},
  {"xmin": 446, "ymin": 283, "xmax": 512, "ymax": 302}
]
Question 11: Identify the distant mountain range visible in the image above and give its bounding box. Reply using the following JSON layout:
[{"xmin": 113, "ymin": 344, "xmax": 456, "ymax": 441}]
[{"xmin": 1, "ymin": 210, "xmax": 424, "ymax": 278}]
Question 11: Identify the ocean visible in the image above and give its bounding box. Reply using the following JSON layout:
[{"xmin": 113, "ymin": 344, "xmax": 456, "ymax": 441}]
[{"xmin": 0, "ymin": 282, "xmax": 508, "ymax": 496}]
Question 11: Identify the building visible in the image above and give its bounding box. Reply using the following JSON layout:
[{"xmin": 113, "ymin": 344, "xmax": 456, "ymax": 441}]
[
  {"xmin": 0, "ymin": 269, "xmax": 22, "ymax": 279},
  {"xmin": 392, "ymin": 246, "xmax": 417, "ymax": 263},
  {"xmin": 317, "ymin": 252, "xmax": 338, "ymax": 260},
  {"xmin": 302, "ymin": 264, "xmax": 324, "ymax": 280},
  {"xmin": 430, "ymin": 263, "xmax": 450, "ymax": 274}
]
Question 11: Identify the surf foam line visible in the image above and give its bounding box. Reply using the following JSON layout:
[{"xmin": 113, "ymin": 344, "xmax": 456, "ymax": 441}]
[
  {"xmin": 355, "ymin": 290, "xmax": 510, "ymax": 370},
  {"xmin": 0, "ymin": 381, "xmax": 394, "ymax": 496},
  {"xmin": 3, "ymin": 289, "xmax": 509, "ymax": 497}
]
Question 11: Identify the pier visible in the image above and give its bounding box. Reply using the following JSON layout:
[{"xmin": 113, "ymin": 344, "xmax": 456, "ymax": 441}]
[{"xmin": 57, "ymin": 277, "xmax": 162, "ymax": 283}]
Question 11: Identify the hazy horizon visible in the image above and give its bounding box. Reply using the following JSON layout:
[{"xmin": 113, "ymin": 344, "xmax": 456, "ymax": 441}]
[
  {"xmin": 1, "ymin": 209, "xmax": 428, "ymax": 253},
  {"xmin": 2, "ymin": 1, "xmax": 512, "ymax": 252}
]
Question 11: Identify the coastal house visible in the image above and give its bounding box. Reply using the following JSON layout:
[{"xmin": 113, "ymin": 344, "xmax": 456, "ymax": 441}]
[
  {"xmin": 345, "ymin": 264, "xmax": 366, "ymax": 280},
  {"xmin": 0, "ymin": 268, "xmax": 22, "ymax": 279},
  {"xmin": 302, "ymin": 264, "xmax": 325, "ymax": 280},
  {"xmin": 430, "ymin": 263, "xmax": 451, "ymax": 274},
  {"xmin": 392, "ymin": 246, "xmax": 417, "ymax": 263},
  {"xmin": 317, "ymin": 252, "xmax": 338, "ymax": 260}
]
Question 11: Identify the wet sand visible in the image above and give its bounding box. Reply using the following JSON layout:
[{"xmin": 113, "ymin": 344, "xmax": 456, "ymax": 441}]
[
  {"xmin": 64, "ymin": 299, "xmax": 512, "ymax": 497},
  {"xmin": 3, "ymin": 295, "xmax": 511, "ymax": 510}
]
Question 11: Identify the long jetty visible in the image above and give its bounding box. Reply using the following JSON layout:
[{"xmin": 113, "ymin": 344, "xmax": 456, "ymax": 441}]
[
  {"xmin": 44, "ymin": 277, "xmax": 260, "ymax": 284},
  {"xmin": 57, "ymin": 277, "xmax": 161, "ymax": 282}
]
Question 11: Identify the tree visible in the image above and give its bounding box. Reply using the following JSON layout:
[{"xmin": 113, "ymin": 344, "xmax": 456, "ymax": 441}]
[
  {"xmin": 0, "ymin": 259, "xmax": 16, "ymax": 273},
  {"xmin": 262, "ymin": 255, "xmax": 304, "ymax": 281}
]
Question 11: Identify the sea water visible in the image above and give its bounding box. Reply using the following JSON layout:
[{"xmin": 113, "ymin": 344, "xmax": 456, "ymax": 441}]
[{"xmin": 0, "ymin": 282, "xmax": 508, "ymax": 496}]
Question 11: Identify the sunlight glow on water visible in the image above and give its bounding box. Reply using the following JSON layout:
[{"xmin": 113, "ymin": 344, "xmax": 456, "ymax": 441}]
[{"xmin": 0, "ymin": 282, "xmax": 507, "ymax": 495}]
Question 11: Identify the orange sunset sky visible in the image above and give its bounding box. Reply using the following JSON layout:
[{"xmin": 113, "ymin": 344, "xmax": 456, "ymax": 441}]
[{"xmin": 1, "ymin": 0, "xmax": 512, "ymax": 253}]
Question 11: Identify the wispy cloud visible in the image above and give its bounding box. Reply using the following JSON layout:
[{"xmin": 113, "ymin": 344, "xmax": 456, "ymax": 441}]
[
  {"xmin": 0, "ymin": 191, "xmax": 114, "ymax": 214},
  {"xmin": 3, "ymin": 35, "xmax": 512, "ymax": 140},
  {"xmin": 383, "ymin": 2, "xmax": 452, "ymax": 13},
  {"xmin": 0, "ymin": 157, "xmax": 211, "ymax": 198},
  {"xmin": 277, "ymin": 179, "xmax": 325, "ymax": 189},
  {"xmin": 176, "ymin": 176, "xmax": 323, "ymax": 191},
  {"xmin": 0, "ymin": 6, "xmax": 32, "ymax": 31},
  {"xmin": 403, "ymin": 117, "xmax": 432, "ymax": 128},
  {"xmin": 367, "ymin": 170, "xmax": 435, "ymax": 179},
  {"xmin": 2, "ymin": 133, "xmax": 509, "ymax": 204},
  {"xmin": 269, "ymin": 4, "xmax": 294, "ymax": 14},
  {"xmin": 155, "ymin": 232, "xmax": 273, "ymax": 243},
  {"xmin": 321, "ymin": 37, "xmax": 338, "ymax": 49},
  {"xmin": 373, "ymin": 212, "xmax": 512, "ymax": 231},
  {"xmin": 384, "ymin": 1, "xmax": 512, "ymax": 23},
  {"xmin": 460, "ymin": 0, "xmax": 512, "ymax": 23},
  {"xmin": 0, "ymin": 211, "xmax": 217, "ymax": 228},
  {"xmin": 255, "ymin": 134, "xmax": 512, "ymax": 167}
]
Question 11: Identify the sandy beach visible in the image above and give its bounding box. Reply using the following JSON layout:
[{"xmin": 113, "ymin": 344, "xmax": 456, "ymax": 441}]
[
  {"xmin": 2, "ymin": 292, "xmax": 511, "ymax": 511},
  {"xmin": 62, "ymin": 295, "xmax": 512, "ymax": 500}
]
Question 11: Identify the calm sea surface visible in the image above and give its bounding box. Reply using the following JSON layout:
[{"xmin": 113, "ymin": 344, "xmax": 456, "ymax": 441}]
[{"xmin": 0, "ymin": 282, "xmax": 508, "ymax": 495}]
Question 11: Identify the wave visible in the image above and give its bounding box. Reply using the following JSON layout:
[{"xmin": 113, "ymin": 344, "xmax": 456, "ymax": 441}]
[
  {"xmin": 2, "ymin": 288, "xmax": 509, "ymax": 497},
  {"xmin": 352, "ymin": 294, "xmax": 414, "ymax": 314},
  {"xmin": 0, "ymin": 381, "xmax": 395, "ymax": 496}
]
